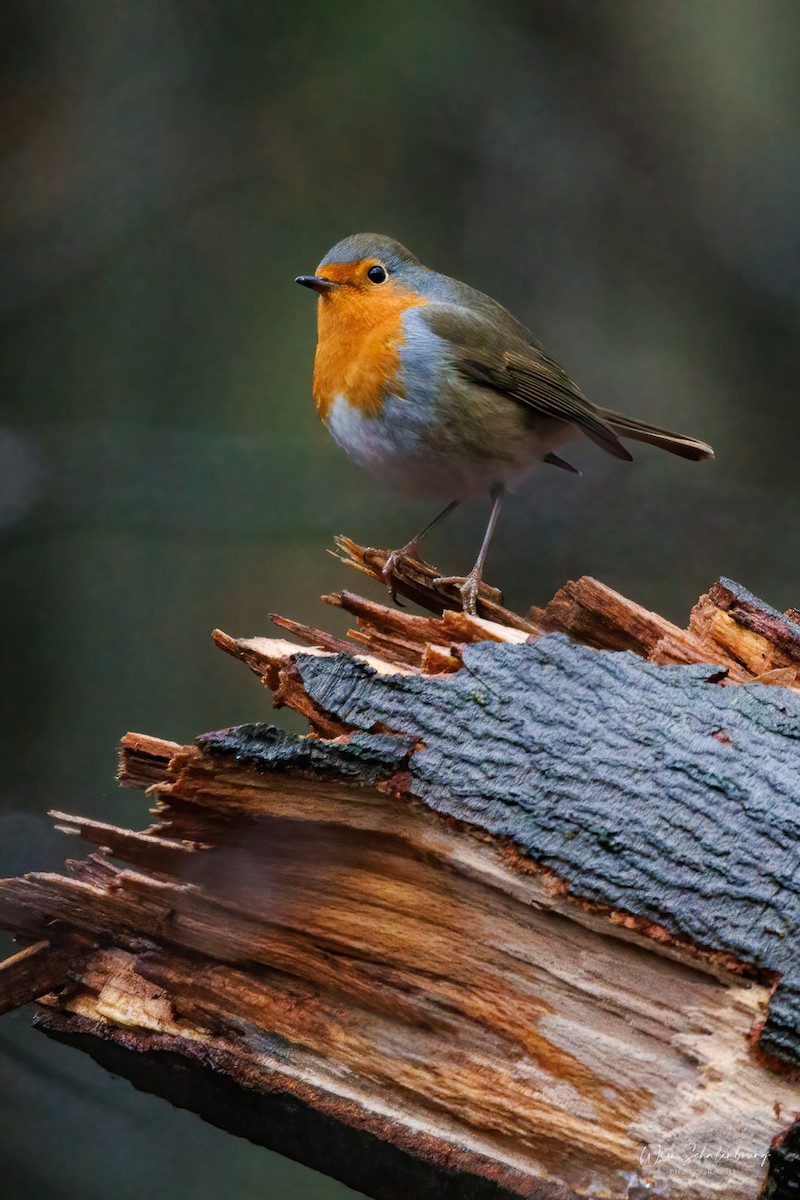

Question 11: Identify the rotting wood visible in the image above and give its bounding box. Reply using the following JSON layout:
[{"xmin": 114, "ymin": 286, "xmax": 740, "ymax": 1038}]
[
  {"xmin": 0, "ymin": 938, "xmax": 92, "ymax": 1015},
  {"xmin": 2, "ymin": 542, "xmax": 800, "ymax": 1200}
]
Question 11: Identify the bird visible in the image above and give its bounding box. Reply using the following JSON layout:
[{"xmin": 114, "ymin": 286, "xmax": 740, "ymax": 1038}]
[{"xmin": 296, "ymin": 233, "xmax": 714, "ymax": 614}]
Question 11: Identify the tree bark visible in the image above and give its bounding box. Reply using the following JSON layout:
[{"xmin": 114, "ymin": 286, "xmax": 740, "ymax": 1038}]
[{"xmin": 1, "ymin": 542, "xmax": 800, "ymax": 1199}]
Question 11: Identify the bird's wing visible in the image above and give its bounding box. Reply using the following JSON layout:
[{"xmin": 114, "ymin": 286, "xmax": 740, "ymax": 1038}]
[{"xmin": 420, "ymin": 304, "xmax": 632, "ymax": 461}]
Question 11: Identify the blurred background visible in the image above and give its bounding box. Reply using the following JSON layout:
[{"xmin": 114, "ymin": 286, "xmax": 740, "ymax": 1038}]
[{"xmin": 1, "ymin": 1, "xmax": 798, "ymax": 1196}]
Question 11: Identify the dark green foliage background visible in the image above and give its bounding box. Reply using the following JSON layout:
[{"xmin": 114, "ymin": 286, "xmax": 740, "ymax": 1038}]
[{"xmin": 1, "ymin": 2, "xmax": 798, "ymax": 1197}]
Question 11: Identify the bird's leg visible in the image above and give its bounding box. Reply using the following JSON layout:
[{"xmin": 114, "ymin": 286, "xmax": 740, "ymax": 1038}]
[
  {"xmin": 382, "ymin": 500, "xmax": 460, "ymax": 604},
  {"xmin": 433, "ymin": 484, "xmax": 505, "ymax": 615}
]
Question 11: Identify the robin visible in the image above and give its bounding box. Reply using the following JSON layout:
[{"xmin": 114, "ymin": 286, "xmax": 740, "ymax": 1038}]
[{"xmin": 296, "ymin": 233, "xmax": 714, "ymax": 614}]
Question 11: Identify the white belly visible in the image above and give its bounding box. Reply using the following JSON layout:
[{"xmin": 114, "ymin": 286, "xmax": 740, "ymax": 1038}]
[
  {"xmin": 326, "ymin": 394, "xmax": 410, "ymax": 483},
  {"xmin": 325, "ymin": 393, "xmax": 569, "ymax": 499}
]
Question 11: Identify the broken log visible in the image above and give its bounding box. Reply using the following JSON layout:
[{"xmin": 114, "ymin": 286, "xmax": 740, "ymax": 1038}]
[{"xmin": 2, "ymin": 543, "xmax": 800, "ymax": 1200}]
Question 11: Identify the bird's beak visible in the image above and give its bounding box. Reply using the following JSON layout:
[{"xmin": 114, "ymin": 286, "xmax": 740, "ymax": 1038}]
[{"xmin": 295, "ymin": 275, "xmax": 337, "ymax": 294}]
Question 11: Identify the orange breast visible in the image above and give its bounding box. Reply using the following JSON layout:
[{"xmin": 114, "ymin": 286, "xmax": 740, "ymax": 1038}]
[{"xmin": 312, "ymin": 281, "xmax": 428, "ymax": 422}]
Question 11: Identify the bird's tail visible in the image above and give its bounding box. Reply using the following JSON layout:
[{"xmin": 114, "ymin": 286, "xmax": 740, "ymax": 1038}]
[{"xmin": 598, "ymin": 407, "xmax": 715, "ymax": 462}]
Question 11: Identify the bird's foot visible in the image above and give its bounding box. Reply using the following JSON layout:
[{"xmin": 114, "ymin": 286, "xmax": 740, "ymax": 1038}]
[
  {"xmin": 432, "ymin": 572, "xmax": 503, "ymax": 615},
  {"xmin": 381, "ymin": 540, "xmax": 422, "ymax": 606}
]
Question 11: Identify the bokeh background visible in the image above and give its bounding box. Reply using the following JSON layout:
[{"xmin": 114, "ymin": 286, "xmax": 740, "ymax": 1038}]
[{"xmin": 1, "ymin": 2, "xmax": 799, "ymax": 1197}]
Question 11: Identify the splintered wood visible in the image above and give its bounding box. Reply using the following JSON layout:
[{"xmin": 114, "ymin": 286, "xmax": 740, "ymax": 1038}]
[
  {"xmin": 1, "ymin": 543, "xmax": 800, "ymax": 1200},
  {"xmin": 257, "ymin": 538, "xmax": 800, "ymax": 686}
]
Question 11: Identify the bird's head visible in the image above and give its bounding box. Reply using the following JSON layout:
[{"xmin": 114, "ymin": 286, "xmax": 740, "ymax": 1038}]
[{"xmin": 295, "ymin": 233, "xmax": 425, "ymax": 309}]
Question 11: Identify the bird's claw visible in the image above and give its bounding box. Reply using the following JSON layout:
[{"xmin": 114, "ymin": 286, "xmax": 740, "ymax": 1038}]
[
  {"xmin": 432, "ymin": 572, "xmax": 502, "ymax": 615},
  {"xmin": 381, "ymin": 541, "xmax": 421, "ymax": 608}
]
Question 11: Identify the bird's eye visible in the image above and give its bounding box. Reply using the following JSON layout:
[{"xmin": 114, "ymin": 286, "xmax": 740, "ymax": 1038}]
[{"xmin": 367, "ymin": 265, "xmax": 387, "ymax": 284}]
